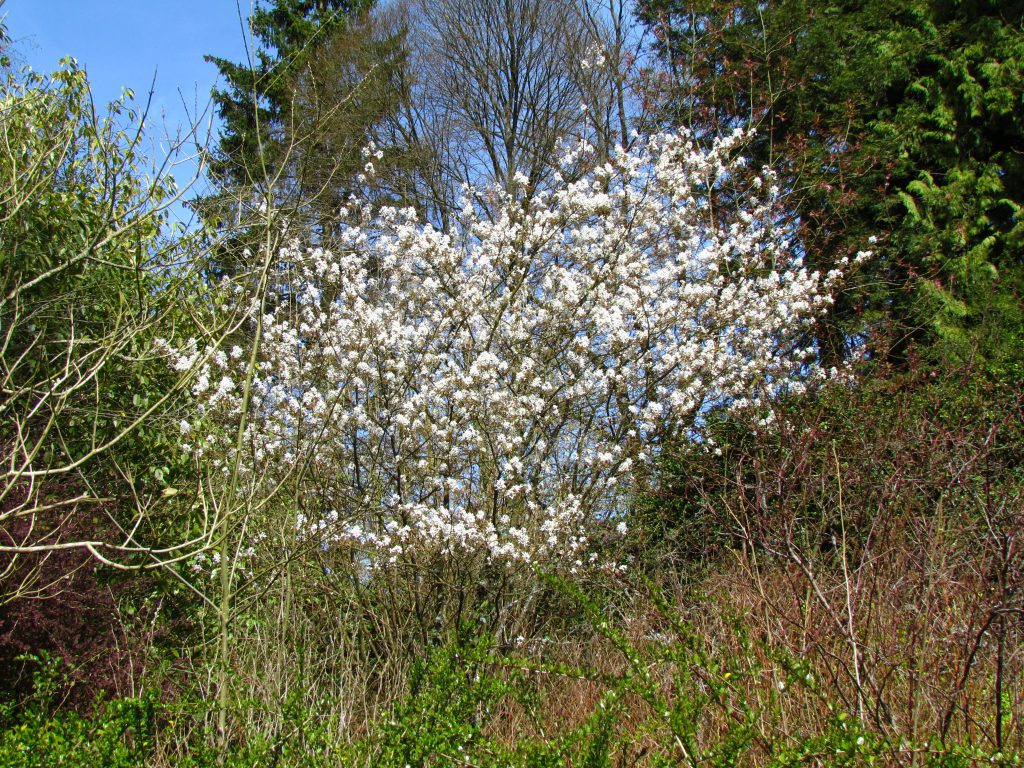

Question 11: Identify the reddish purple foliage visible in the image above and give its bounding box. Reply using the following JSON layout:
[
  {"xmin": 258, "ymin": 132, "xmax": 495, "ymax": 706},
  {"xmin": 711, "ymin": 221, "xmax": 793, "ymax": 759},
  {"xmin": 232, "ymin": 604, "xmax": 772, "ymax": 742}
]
[{"xmin": 0, "ymin": 491, "xmax": 147, "ymax": 709}]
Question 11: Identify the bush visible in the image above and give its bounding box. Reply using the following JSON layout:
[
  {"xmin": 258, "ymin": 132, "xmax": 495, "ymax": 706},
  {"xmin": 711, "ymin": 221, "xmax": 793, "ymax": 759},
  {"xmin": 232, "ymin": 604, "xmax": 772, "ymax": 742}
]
[
  {"xmin": 632, "ymin": 363, "xmax": 1024, "ymax": 759},
  {"xmin": 0, "ymin": 656, "xmax": 157, "ymax": 768}
]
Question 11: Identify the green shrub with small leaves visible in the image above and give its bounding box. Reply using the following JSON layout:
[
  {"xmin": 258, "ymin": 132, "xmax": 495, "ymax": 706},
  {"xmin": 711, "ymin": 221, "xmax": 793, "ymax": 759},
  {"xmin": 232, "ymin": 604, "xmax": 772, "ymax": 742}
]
[{"xmin": 0, "ymin": 656, "xmax": 157, "ymax": 768}]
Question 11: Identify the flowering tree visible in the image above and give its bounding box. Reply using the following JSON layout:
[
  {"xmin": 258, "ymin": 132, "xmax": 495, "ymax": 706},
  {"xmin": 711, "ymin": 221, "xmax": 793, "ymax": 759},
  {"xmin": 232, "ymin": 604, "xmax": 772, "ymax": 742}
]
[{"xmin": 167, "ymin": 130, "xmax": 844, "ymax": 574}]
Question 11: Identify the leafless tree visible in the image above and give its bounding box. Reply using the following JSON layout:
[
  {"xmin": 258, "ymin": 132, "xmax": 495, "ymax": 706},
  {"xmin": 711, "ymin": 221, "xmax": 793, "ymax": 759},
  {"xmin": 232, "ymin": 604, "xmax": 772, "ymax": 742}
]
[{"xmin": 374, "ymin": 0, "xmax": 650, "ymax": 225}]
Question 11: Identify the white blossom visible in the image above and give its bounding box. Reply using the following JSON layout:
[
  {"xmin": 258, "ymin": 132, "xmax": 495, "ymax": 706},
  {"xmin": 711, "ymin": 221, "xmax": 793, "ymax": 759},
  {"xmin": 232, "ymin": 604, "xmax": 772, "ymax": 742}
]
[{"xmin": 165, "ymin": 132, "xmax": 840, "ymax": 570}]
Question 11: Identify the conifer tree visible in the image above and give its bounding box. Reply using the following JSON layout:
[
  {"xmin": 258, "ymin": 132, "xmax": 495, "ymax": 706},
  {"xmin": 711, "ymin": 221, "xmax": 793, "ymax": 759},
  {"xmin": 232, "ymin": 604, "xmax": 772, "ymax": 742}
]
[
  {"xmin": 640, "ymin": 0, "xmax": 1024, "ymax": 374},
  {"xmin": 201, "ymin": 0, "xmax": 406, "ymax": 250}
]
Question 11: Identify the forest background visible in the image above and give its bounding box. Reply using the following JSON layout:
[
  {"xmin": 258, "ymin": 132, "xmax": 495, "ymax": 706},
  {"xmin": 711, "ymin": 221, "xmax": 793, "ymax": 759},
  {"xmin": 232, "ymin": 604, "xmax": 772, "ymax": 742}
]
[{"xmin": 0, "ymin": 1, "xmax": 1022, "ymax": 766}]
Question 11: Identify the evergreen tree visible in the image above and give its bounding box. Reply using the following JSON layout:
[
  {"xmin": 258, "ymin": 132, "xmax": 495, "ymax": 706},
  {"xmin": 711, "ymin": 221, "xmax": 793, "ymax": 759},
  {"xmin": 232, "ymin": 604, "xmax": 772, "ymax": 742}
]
[
  {"xmin": 201, "ymin": 0, "xmax": 406, "ymax": 249},
  {"xmin": 639, "ymin": 0, "xmax": 1024, "ymax": 375},
  {"xmin": 205, "ymin": 0, "xmax": 370, "ymax": 188}
]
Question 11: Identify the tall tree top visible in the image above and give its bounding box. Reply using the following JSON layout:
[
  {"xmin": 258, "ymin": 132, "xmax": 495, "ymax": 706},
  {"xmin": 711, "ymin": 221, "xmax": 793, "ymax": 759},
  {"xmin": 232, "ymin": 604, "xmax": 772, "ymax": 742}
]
[{"xmin": 204, "ymin": 0, "xmax": 375, "ymax": 189}]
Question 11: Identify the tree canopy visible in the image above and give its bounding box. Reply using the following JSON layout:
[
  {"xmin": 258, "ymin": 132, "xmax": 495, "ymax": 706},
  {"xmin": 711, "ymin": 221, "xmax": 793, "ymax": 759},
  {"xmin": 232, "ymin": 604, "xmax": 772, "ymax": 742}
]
[{"xmin": 640, "ymin": 0, "xmax": 1024, "ymax": 373}]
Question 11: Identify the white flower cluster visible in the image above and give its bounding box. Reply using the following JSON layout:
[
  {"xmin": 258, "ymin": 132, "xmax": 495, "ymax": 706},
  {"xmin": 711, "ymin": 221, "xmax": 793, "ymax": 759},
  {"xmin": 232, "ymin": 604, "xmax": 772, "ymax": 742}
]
[{"xmin": 165, "ymin": 131, "xmax": 838, "ymax": 569}]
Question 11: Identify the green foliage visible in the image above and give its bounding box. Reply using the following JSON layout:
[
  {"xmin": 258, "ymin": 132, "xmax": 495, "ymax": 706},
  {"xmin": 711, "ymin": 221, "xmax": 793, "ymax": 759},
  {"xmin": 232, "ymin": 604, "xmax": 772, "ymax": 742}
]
[
  {"xmin": 0, "ymin": 17, "xmax": 10, "ymax": 70},
  {"xmin": 639, "ymin": 0, "xmax": 1024, "ymax": 375},
  {"xmin": 201, "ymin": 0, "xmax": 408, "ymax": 255},
  {"xmin": 0, "ymin": 61, "xmax": 167, "ymax": 322},
  {"xmin": 885, "ymin": 4, "xmax": 1024, "ymax": 375},
  {"xmin": 205, "ymin": 0, "xmax": 373, "ymax": 188},
  {"xmin": 3, "ymin": 7, "xmax": 1023, "ymax": 768},
  {"xmin": 349, "ymin": 628, "xmax": 629, "ymax": 768},
  {"xmin": 646, "ymin": 363, "xmax": 1024, "ymax": 563},
  {"xmin": 0, "ymin": 656, "xmax": 347, "ymax": 768},
  {"xmin": 0, "ymin": 656, "xmax": 158, "ymax": 768},
  {"xmin": 4, "ymin": 608, "xmax": 1021, "ymax": 766},
  {"xmin": 0, "ymin": 58, "xmax": 205, "ymax": 545},
  {"xmin": 1, "ymin": 59, "xmax": 164, "ymax": 443},
  {"xmin": 363, "ymin": 634, "xmax": 516, "ymax": 767}
]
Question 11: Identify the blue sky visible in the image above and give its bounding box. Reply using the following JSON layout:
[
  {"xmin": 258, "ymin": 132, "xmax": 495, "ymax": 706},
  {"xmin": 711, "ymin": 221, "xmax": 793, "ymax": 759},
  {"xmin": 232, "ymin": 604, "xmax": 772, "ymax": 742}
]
[{"xmin": 2, "ymin": 0, "xmax": 254, "ymax": 223}]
